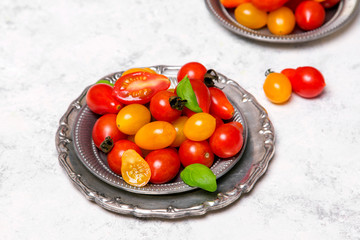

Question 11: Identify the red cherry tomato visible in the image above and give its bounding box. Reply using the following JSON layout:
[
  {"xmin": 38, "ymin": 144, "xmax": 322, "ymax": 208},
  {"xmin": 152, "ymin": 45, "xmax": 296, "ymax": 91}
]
[
  {"xmin": 221, "ymin": 0, "xmax": 250, "ymax": 8},
  {"xmin": 209, "ymin": 123, "xmax": 244, "ymax": 158},
  {"xmin": 145, "ymin": 148, "xmax": 181, "ymax": 184},
  {"xmin": 92, "ymin": 114, "xmax": 127, "ymax": 153},
  {"xmin": 292, "ymin": 66, "xmax": 326, "ymax": 98},
  {"xmin": 281, "ymin": 68, "xmax": 296, "ymax": 86},
  {"xmin": 149, "ymin": 90, "xmax": 183, "ymax": 122},
  {"xmin": 86, "ymin": 83, "xmax": 123, "ymax": 115},
  {"xmin": 178, "ymin": 79, "xmax": 211, "ymax": 117},
  {"xmin": 209, "ymin": 87, "xmax": 234, "ymax": 120},
  {"xmin": 107, "ymin": 139, "xmax": 143, "ymax": 175},
  {"xmin": 251, "ymin": 0, "xmax": 289, "ymax": 11},
  {"xmin": 228, "ymin": 121, "xmax": 244, "ymax": 134},
  {"xmin": 179, "ymin": 140, "xmax": 214, "ymax": 168},
  {"xmin": 177, "ymin": 62, "xmax": 207, "ymax": 82},
  {"xmin": 295, "ymin": 1, "xmax": 325, "ymax": 31},
  {"xmin": 285, "ymin": 0, "xmax": 306, "ymax": 11},
  {"xmin": 322, "ymin": 0, "xmax": 341, "ymax": 8},
  {"xmin": 112, "ymin": 71, "xmax": 171, "ymax": 104}
]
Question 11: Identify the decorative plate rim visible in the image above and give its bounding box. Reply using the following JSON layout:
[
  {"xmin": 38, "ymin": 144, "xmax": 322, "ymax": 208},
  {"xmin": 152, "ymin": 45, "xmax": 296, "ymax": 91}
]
[
  {"xmin": 55, "ymin": 65, "xmax": 275, "ymax": 218},
  {"xmin": 205, "ymin": 0, "xmax": 360, "ymax": 43}
]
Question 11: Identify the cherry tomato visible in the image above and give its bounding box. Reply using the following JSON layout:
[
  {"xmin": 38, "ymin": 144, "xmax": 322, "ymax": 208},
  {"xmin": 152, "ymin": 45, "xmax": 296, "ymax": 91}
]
[
  {"xmin": 295, "ymin": 1, "xmax": 325, "ymax": 31},
  {"xmin": 121, "ymin": 149, "xmax": 151, "ymax": 187},
  {"xmin": 116, "ymin": 104, "xmax": 151, "ymax": 135},
  {"xmin": 221, "ymin": 0, "xmax": 250, "ymax": 8},
  {"xmin": 150, "ymin": 90, "xmax": 183, "ymax": 122},
  {"xmin": 135, "ymin": 121, "xmax": 177, "ymax": 150},
  {"xmin": 179, "ymin": 79, "xmax": 211, "ymax": 117},
  {"xmin": 234, "ymin": 3, "xmax": 268, "ymax": 30},
  {"xmin": 86, "ymin": 83, "xmax": 123, "ymax": 115},
  {"xmin": 281, "ymin": 68, "xmax": 296, "ymax": 86},
  {"xmin": 228, "ymin": 121, "xmax": 244, "ymax": 134},
  {"xmin": 285, "ymin": 0, "xmax": 306, "ymax": 11},
  {"xmin": 209, "ymin": 123, "xmax": 244, "ymax": 158},
  {"xmin": 263, "ymin": 72, "xmax": 292, "ymax": 104},
  {"xmin": 179, "ymin": 140, "xmax": 214, "ymax": 168},
  {"xmin": 113, "ymin": 71, "xmax": 171, "ymax": 104},
  {"xmin": 177, "ymin": 62, "xmax": 207, "ymax": 82},
  {"xmin": 209, "ymin": 87, "xmax": 234, "ymax": 120},
  {"xmin": 92, "ymin": 114, "xmax": 127, "ymax": 153},
  {"xmin": 183, "ymin": 113, "xmax": 216, "ymax": 141},
  {"xmin": 322, "ymin": 0, "xmax": 341, "ymax": 8},
  {"xmin": 252, "ymin": 0, "xmax": 289, "ymax": 11},
  {"xmin": 170, "ymin": 116, "xmax": 188, "ymax": 147},
  {"xmin": 121, "ymin": 67, "xmax": 157, "ymax": 76},
  {"xmin": 267, "ymin": 7, "xmax": 296, "ymax": 35},
  {"xmin": 107, "ymin": 139, "xmax": 143, "ymax": 175},
  {"xmin": 145, "ymin": 148, "xmax": 181, "ymax": 184},
  {"xmin": 214, "ymin": 115, "xmax": 224, "ymax": 129},
  {"xmin": 292, "ymin": 66, "xmax": 326, "ymax": 98}
]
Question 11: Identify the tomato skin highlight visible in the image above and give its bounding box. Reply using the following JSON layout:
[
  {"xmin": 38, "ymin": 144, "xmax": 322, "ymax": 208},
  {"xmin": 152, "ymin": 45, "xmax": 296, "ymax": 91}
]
[
  {"xmin": 179, "ymin": 140, "xmax": 214, "ymax": 168},
  {"xmin": 86, "ymin": 83, "xmax": 123, "ymax": 115},
  {"xmin": 92, "ymin": 114, "xmax": 127, "ymax": 153},
  {"xmin": 113, "ymin": 71, "xmax": 170, "ymax": 104},
  {"xmin": 145, "ymin": 148, "xmax": 181, "ymax": 184},
  {"xmin": 177, "ymin": 62, "xmax": 207, "ymax": 82},
  {"xmin": 292, "ymin": 66, "xmax": 326, "ymax": 98},
  {"xmin": 135, "ymin": 121, "xmax": 177, "ymax": 150},
  {"xmin": 252, "ymin": 0, "xmax": 289, "ymax": 12},
  {"xmin": 150, "ymin": 90, "xmax": 182, "ymax": 122},
  {"xmin": 209, "ymin": 87, "xmax": 234, "ymax": 120},
  {"xmin": 107, "ymin": 139, "xmax": 143, "ymax": 175},
  {"xmin": 295, "ymin": 1, "xmax": 325, "ymax": 31},
  {"xmin": 209, "ymin": 123, "xmax": 244, "ymax": 158}
]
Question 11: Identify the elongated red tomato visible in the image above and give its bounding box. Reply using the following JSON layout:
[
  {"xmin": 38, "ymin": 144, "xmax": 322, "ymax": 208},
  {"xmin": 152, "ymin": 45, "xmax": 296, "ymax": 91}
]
[
  {"xmin": 112, "ymin": 71, "xmax": 171, "ymax": 104},
  {"xmin": 86, "ymin": 83, "xmax": 123, "ymax": 115},
  {"xmin": 92, "ymin": 114, "xmax": 127, "ymax": 153},
  {"xmin": 107, "ymin": 139, "xmax": 143, "ymax": 175},
  {"xmin": 292, "ymin": 66, "xmax": 326, "ymax": 98},
  {"xmin": 209, "ymin": 87, "xmax": 234, "ymax": 120},
  {"xmin": 179, "ymin": 79, "xmax": 211, "ymax": 117}
]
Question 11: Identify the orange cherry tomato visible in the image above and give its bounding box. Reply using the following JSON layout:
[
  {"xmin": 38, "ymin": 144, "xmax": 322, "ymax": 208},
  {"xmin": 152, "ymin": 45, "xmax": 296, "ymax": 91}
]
[
  {"xmin": 267, "ymin": 7, "xmax": 296, "ymax": 35},
  {"xmin": 183, "ymin": 113, "xmax": 216, "ymax": 141},
  {"xmin": 234, "ymin": 3, "xmax": 268, "ymax": 30},
  {"xmin": 135, "ymin": 121, "xmax": 177, "ymax": 150},
  {"xmin": 121, "ymin": 149, "xmax": 151, "ymax": 187},
  {"xmin": 263, "ymin": 72, "xmax": 292, "ymax": 104},
  {"xmin": 170, "ymin": 116, "xmax": 188, "ymax": 147},
  {"xmin": 116, "ymin": 104, "xmax": 151, "ymax": 135}
]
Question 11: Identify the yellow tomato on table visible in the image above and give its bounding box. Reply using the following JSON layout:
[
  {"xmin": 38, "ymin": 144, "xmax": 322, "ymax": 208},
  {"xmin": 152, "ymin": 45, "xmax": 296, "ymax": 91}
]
[{"xmin": 263, "ymin": 72, "xmax": 292, "ymax": 104}]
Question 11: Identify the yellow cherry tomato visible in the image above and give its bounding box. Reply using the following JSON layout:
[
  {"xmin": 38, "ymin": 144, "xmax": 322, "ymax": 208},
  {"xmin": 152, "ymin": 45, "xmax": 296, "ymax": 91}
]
[
  {"xmin": 121, "ymin": 149, "xmax": 151, "ymax": 187},
  {"xmin": 267, "ymin": 7, "xmax": 296, "ymax": 35},
  {"xmin": 170, "ymin": 116, "xmax": 188, "ymax": 147},
  {"xmin": 234, "ymin": 3, "xmax": 268, "ymax": 29},
  {"xmin": 135, "ymin": 121, "xmax": 177, "ymax": 150},
  {"xmin": 183, "ymin": 113, "xmax": 216, "ymax": 141},
  {"xmin": 122, "ymin": 67, "xmax": 157, "ymax": 76},
  {"xmin": 263, "ymin": 72, "xmax": 292, "ymax": 104},
  {"xmin": 116, "ymin": 104, "xmax": 151, "ymax": 135}
]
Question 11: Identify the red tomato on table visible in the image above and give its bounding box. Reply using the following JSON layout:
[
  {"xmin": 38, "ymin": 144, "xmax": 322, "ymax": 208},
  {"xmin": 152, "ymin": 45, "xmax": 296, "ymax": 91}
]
[
  {"xmin": 292, "ymin": 66, "xmax": 326, "ymax": 98},
  {"xmin": 112, "ymin": 71, "xmax": 170, "ymax": 104}
]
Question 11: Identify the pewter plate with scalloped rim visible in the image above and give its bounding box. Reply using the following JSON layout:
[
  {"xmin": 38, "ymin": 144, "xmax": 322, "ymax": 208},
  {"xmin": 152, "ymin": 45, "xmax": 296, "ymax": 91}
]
[
  {"xmin": 71, "ymin": 68, "xmax": 248, "ymax": 195},
  {"xmin": 55, "ymin": 65, "xmax": 275, "ymax": 218},
  {"xmin": 205, "ymin": 0, "xmax": 359, "ymax": 43}
]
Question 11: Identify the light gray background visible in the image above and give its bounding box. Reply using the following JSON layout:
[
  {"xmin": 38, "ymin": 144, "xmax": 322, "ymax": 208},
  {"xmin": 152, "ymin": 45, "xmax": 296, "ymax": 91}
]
[{"xmin": 1, "ymin": 0, "xmax": 360, "ymax": 239}]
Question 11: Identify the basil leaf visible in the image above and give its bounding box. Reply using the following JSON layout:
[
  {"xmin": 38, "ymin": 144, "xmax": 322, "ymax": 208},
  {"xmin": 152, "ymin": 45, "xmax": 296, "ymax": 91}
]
[
  {"xmin": 176, "ymin": 76, "xmax": 202, "ymax": 113},
  {"xmin": 180, "ymin": 164, "xmax": 217, "ymax": 192}
]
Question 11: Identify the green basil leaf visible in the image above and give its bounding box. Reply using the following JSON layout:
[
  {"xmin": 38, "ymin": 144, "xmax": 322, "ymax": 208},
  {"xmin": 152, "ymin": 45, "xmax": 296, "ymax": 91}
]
[
  {"xmin": 180, "ymin": 164, "xmax": 217, "ymax": 192},
  {"xmin": 176, "ymin": 76, "xmax": 202, "ymax": 113},
  {"xmin": 96, "ymin": 79, "xmax": 114, "ymax": 87}
]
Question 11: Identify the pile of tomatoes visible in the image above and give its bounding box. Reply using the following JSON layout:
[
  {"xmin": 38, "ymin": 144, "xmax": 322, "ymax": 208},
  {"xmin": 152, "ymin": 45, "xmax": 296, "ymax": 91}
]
[
  {"xmin": 86, "ymin": 62, "xmax": 244, "ymax": 189},
  {"xmin": 263, "ymin": 66, "xmax": 326, "ymax": 103},
  {"xmin": 221, "ymin": 0, "xmax": 342, "ymax": 35}
]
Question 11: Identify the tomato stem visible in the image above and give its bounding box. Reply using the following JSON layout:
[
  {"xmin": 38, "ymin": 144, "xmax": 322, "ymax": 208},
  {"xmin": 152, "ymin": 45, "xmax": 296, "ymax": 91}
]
[
  {"xmin": 100, "ymin": 136, "xmax": 114, "ymax": 153},
  {"xmin": 169, "ymin": 96, "xmax": 187, "ymax": 111},
  {"xmin": 265, "ymin": 69, "xmax": 274, "ymax": 76},
  {"xmin": 203, "ymin": 69, "xmax": 219, "ymax": 87}
]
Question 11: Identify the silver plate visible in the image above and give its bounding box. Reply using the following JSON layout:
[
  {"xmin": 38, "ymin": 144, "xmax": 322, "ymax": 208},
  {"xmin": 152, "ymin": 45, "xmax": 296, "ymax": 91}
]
[
  {"xmin": 55, "ymin": 65, "xmax": 275, "ymax": 218},
  {"xmin": 205, "ymin": 0, "xmax": 359, "ymax": 43}
]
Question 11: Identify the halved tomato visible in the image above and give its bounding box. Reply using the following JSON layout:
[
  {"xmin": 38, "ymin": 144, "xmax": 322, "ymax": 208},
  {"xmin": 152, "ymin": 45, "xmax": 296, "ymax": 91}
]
[{"xmin": 112, "ymin": 71, "xmax": 171, "ymax": 104}]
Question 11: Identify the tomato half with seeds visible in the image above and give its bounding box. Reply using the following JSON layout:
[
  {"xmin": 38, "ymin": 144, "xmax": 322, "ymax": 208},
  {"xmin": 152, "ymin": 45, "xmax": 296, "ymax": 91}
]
[
  {"xmin": 92, "ymin": 114, "xmax": 127, "ymax": 153},
  {"xmin": 107, "ymin": 139, "xmax": 143, "ymax": 175},
  {"xmin": 121, "ymin": 149, "xmax": 151, "ymax": 187},
  {"xmin": 113, "ymin": 71, "xmax": 171, "ymax": 104}
]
